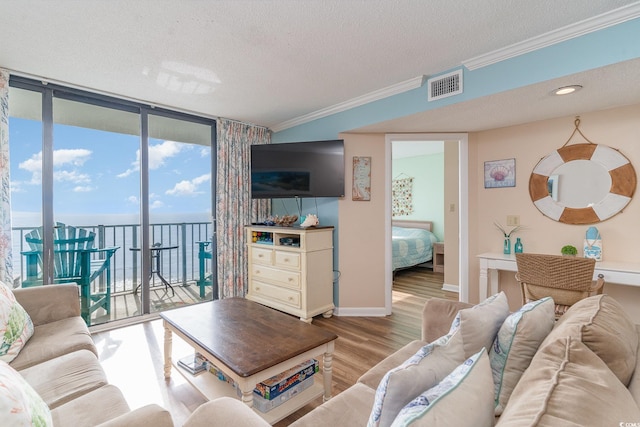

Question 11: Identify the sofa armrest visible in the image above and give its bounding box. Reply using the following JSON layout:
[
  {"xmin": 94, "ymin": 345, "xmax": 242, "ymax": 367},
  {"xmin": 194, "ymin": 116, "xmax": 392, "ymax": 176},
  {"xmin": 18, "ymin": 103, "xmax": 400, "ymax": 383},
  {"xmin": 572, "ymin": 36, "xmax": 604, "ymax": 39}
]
[
  {"xmin": 422, "ymin": 298, "xmax": 473, "ymax": 343},
  {"xmin": 95, "ymin": 404, "xmax": 173, "ymax": 427},
  {"xmin": 13, "ymin": 284, "xmax": 81, "ymax": 326},
  {"xmin": 183, "ymin": 398, "xmax": 271, "ymax": 427}
]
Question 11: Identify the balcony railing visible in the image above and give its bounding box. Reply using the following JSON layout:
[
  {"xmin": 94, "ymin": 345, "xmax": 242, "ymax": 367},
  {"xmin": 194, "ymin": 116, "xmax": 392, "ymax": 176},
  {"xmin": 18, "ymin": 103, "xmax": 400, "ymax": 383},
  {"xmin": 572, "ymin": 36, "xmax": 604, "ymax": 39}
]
[{"xmin": 12, "ymin": 222, "xmax": 213, "ymax": 295}]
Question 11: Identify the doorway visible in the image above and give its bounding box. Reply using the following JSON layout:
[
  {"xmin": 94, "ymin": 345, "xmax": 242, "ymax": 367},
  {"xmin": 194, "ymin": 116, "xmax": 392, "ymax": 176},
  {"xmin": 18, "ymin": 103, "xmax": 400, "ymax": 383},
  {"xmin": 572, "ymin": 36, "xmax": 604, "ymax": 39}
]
[{"xmin": 384, "ymin": 133, "xmax": 469, "ymax": 313}]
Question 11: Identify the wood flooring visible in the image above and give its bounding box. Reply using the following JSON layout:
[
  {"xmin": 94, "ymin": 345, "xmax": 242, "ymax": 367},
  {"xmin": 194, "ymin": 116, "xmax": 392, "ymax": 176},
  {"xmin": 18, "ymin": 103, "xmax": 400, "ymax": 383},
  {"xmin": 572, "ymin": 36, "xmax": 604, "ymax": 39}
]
[{"xmin": 93, "ymin": 267, "xmax": 456, "ymax": 426}]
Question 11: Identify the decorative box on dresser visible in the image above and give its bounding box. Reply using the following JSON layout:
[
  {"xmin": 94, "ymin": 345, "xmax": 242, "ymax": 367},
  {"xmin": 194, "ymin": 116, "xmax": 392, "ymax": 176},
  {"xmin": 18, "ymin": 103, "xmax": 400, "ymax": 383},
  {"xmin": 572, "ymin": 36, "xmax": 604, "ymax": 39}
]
[{"xmin": 246, "ymin": 225, "xmax": 335, "ymax": 322}]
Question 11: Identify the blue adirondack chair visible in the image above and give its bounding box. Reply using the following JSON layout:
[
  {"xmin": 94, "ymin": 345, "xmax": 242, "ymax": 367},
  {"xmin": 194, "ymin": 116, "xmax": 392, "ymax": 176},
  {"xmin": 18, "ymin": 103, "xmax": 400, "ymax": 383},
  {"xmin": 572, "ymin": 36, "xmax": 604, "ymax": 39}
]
[
  {"xmin": 21, "ymin": 223, "xmax": 119, "ymax": 325},
  {"xmin": 196, "ymin": 241, "xmax": 215, "ymax": 299}
]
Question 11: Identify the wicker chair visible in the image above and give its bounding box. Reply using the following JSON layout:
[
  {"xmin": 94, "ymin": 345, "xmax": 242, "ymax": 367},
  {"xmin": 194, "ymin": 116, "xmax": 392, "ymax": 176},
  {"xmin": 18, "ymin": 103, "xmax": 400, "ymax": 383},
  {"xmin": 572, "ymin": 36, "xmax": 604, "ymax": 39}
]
[{"xmin": 515, "ymin": 253, "xmax": 605, "ymax": 319}]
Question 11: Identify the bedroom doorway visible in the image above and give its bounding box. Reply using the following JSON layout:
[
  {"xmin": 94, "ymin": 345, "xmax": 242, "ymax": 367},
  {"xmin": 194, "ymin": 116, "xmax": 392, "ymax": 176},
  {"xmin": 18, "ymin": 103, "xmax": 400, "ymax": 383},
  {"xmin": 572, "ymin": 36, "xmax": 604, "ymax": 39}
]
[{"xmin": 385, "ymin": 133, "xmax": 469, "ymax": 313}]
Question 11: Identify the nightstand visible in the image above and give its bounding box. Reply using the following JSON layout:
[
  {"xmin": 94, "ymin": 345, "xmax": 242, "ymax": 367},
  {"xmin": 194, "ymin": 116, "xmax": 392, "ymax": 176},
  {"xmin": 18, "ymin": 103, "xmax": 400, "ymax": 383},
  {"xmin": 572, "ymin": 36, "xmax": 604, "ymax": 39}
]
[{"xmin": 433, "ymin": 242, "xmax": 444, "ymax": 273}]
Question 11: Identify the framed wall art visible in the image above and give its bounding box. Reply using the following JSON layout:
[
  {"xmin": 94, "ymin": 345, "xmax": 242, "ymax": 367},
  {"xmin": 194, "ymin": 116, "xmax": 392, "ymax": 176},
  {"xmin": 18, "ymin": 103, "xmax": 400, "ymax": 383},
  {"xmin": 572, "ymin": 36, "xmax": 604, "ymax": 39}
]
[
  {"xmin": 352, "ymin": 156, "xmax": 371, "ymax": 201},
  {"xmin": 484, "ymin": 158, "xmax": 516, "ymax": 188}
]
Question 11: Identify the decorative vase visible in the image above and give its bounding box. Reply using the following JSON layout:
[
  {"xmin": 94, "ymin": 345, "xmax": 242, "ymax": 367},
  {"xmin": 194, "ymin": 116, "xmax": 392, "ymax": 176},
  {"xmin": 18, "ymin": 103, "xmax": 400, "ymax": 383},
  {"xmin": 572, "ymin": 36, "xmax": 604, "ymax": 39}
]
[
  {"xmin": 503, "ymin": 237, "xmax": 511, "ymax": 255},
  {"xmin": 514, "ymin": 238, "xmax": 523, "ymax": 253}
]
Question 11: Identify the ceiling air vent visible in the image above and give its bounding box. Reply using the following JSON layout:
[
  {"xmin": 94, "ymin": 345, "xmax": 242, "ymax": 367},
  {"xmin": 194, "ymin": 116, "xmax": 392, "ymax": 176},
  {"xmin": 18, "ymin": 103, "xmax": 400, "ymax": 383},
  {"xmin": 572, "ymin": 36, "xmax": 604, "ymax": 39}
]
[{"xmin": 427, "ymin": 69, "xmax": 463, "ymax": 101}]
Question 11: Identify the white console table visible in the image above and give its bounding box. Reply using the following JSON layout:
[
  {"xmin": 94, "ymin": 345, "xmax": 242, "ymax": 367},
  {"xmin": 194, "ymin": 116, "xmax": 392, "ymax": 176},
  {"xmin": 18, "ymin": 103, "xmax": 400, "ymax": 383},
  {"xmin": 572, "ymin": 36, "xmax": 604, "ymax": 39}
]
[{"xmin": 478, "ymin": 252, "xmax": 640, "ymax": 300}]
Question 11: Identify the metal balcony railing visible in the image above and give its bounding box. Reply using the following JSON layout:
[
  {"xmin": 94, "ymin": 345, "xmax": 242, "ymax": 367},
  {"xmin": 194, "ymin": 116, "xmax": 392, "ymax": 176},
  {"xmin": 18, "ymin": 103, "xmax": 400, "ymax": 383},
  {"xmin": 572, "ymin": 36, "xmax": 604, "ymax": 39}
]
[{"xmin": 12, "ymin": 222, "xmax": 213, "ymax": 295}]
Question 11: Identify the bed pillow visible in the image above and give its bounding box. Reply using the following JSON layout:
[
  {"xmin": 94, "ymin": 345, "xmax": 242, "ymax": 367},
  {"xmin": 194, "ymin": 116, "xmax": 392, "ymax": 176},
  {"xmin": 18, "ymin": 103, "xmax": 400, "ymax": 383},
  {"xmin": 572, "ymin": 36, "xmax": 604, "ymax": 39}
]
[
  {"xmin": 497, "ymin": 336, "xmax": 640, "ymax": 426},
  {"xmin": 390, "ymin": 348, "xmax": 494, "ymax": 427},
  {"xmin": 490, "ymin": 297, "xmax": 555, "ymax": 415},
  {"xmin": 449, "ymin": 291, "xmax": 510, "ymax": 358},
  {"xmin": 541, "ymin": 294, "xmax": 638, "ymax": 386},
  {"xmin": 367, "ymin": 331, "xmax": 466, "ymax": 427},
  {"xmin": 0, "ymin": 360, "xmax": 53, "ymax": 426},
  {"xmin": 0, "ymin": 281, "xmax": 34, "ymax": 363}
]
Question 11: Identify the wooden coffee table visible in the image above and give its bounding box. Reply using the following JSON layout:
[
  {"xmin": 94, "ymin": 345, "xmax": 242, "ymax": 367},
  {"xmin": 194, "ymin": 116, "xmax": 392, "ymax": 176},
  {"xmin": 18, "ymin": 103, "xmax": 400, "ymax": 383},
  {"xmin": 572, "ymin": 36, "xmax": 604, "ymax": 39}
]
[{"xmin": 160, "ymin": 298, "xmax": 338, "ymax": 424}]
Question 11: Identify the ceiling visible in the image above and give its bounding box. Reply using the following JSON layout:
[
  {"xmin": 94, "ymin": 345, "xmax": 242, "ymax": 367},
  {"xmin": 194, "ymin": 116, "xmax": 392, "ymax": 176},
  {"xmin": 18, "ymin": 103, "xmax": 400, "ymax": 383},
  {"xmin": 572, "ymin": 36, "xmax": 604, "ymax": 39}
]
[{"xmin": 1, "ymin": 1, "xmax": 639, "ymax": 134}]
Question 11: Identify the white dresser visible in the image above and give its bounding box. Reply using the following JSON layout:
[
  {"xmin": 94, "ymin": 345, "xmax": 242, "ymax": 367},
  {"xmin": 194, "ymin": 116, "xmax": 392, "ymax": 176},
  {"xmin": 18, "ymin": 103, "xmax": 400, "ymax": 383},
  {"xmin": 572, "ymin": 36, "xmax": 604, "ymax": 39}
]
[{"xmin": 246, "ymin": 225, "xmax": 335, "ymax": 322}]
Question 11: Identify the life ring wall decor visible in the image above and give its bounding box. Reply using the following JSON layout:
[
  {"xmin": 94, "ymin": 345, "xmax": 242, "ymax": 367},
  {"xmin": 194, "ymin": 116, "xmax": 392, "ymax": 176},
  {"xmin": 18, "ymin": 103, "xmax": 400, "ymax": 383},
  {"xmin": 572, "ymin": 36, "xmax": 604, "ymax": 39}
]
[{"xmin": 529, "ymin": 143, "xmax": 636, "ymax": 224}]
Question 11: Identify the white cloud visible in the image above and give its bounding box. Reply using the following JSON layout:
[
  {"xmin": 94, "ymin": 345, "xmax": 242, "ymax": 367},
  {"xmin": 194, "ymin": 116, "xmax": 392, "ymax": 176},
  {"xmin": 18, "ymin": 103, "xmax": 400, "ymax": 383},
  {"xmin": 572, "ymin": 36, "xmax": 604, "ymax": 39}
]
[
  {"xmin": 127, "ymin": 196, "xmax": 139, "ymax": 204},
  {"xmin": 150, "ymin": 200, "xmax": 164, "ymax": 209},
  {"xmin": 73, "ymin": 186, "xmax": 93, "ymax": 192},
  {"xmin": 118, "ymin": 140, "xmax": 185, "ymax": 178},
  {"xmin": 19, "ymin": 149, "xmax": 92, "ymax": 185},
  {"xmin": 166, "ymin": 173, "xmax": 210, "ymax": 196}
]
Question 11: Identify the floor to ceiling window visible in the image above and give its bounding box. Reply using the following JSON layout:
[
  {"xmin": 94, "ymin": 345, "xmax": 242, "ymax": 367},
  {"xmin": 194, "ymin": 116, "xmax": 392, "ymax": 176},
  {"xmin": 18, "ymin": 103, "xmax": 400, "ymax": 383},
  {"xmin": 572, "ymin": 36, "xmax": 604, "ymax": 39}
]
[{"xmin": 8, "ymin": 77, "xmax": 216, "ymax": 326}]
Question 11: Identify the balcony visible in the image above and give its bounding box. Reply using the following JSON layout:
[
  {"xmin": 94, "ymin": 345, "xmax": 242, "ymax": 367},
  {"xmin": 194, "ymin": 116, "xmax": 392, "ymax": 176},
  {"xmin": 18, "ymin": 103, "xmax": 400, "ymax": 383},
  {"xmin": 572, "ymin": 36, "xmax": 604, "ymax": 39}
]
[{"xmin": 12, "ymin": 221, "xmax": 215, "ymax": 325}]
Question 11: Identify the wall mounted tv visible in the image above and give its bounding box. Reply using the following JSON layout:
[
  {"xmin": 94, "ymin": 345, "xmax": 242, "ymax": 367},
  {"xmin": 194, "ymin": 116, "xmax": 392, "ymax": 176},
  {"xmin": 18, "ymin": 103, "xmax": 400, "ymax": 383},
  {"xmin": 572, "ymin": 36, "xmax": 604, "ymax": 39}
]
[{"xmin": 251, "ymin": 139, "xmax": 345, "ymax": 199}]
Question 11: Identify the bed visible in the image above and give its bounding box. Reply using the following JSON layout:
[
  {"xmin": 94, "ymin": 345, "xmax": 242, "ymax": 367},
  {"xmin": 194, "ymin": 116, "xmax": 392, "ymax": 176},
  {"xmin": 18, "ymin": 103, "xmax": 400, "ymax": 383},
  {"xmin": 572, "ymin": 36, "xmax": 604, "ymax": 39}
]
[{"xmin": 392, "ymin": 220, "xmax": 439, "ymax": 271}]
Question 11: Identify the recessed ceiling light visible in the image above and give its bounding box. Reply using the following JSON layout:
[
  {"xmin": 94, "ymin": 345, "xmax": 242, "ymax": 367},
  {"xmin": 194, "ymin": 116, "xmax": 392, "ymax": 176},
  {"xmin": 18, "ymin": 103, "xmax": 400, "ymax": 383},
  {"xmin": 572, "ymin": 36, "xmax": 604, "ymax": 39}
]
[{"xmin": 553, "ymin": 85, "xmax": 583, "ymax": 96}]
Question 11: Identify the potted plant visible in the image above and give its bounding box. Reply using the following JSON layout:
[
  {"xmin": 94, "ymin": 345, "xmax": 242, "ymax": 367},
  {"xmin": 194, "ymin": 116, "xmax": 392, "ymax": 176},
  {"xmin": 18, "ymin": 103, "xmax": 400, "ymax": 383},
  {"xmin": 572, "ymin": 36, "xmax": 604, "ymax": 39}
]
[{"xmin": 561, "ymin": 245, "xmax": 578, "ymax": 256}]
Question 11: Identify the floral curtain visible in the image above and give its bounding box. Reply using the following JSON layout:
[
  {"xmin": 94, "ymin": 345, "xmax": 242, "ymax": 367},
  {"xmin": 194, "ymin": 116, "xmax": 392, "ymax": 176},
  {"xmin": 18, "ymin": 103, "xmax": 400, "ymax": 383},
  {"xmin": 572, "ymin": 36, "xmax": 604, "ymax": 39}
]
[
  {"xmin": 216, "ymin": 118, "xmax": 270, "ymax": 298},
  {"xmin": 0, "ymin": 69, "xmax": 13, "ymax": 286}
]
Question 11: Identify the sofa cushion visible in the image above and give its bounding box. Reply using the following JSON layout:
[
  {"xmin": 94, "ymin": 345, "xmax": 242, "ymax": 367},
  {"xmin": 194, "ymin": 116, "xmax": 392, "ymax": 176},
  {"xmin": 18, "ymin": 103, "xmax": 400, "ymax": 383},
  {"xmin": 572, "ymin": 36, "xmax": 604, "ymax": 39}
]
[
  {"xmin": 627, "ymin": 325, "xmax": 640, "ymax": 408},
  {"xmin": 541, "ymin": 294, "xmax": 638, "ymax": 386},
  {"xmin": 0, "ymin": 281, "xmax": 34, "ymax": 363},
  {"xmin": 390, "ymin": 348, "xmax": 494, "ymax": 427},
  {"xmin": 496, "ymin": 336, "xmax": 640, "ymax": 426},
  {"xmin": 19, "ymin": 349, "xmax": 108, "ymax": 409},
  {"xmin": 367, "ymin": 332, "xmax": 465, "ymax": 427},
  {"xmin": 290, "ymin": 382, "xmax": 375, "ymax": 427},
  {"xmin": 449, "ymin": 291, "xmax": 510, "ymax": 358},
  {"xmin": 358, "ymin": 340, "xmax": 426, "ymax": 389},
  {"xmin": 490, "ymin": 297, "xmax": 555, "ymax": 415},
  {"xmin": 10, "ymin": 315, "xmax": 97, "ymax": 371},
  {"xmin": 0, "ymin": 359, "xmax": 52, "ymax": 426},
  {"xmin": 50, "ymin": 384, "xmax": 130, "ymax": 427}
]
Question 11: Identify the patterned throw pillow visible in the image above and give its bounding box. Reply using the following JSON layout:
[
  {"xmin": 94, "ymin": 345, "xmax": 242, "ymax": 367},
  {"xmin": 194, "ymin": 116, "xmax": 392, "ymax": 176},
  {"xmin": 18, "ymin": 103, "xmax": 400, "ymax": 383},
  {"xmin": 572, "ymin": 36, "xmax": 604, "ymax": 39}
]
[
  {"xmin": 0, "ymin": 281, "xmax": 34, "ymax": 363},
  {"xmin": 490, "ymin": 297, "xmax": 555, "ymax": 415},
  {"xmin": 367, "ymin": 292, "xmax": 509, "ymax": 427},
  {"xmin": 390, "ymin": 348, "xmax": 494, "ymax": 427},
  {"xmin": 367, "ymin": 332, "xmax": 465, "ymax": 427},
  {"xmin": 0, "ymin": 359, "xmax": 52, "ymax": 426}
]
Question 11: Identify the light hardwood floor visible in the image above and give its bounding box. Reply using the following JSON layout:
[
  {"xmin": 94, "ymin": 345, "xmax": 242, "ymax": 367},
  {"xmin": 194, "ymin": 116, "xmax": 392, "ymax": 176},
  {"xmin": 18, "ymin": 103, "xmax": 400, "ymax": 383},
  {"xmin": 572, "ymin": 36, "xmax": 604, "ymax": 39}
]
[{"xmin": 93, "ymin": 267, "xmax": 456, "ymax": 426}]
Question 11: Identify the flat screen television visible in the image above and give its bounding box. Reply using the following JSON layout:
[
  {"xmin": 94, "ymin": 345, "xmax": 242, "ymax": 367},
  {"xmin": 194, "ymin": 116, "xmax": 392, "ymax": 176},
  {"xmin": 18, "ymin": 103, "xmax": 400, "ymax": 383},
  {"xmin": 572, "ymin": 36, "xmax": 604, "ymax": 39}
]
[{"xmin": 251, "ymin": 139, "xmax": 345, "ymax": 199}]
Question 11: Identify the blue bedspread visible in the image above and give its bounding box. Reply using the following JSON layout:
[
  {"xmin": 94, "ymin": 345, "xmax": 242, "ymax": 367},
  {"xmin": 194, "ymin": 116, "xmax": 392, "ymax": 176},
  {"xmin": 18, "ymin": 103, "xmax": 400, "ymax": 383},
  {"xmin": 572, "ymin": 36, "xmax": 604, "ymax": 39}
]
[{"xmin": 392, "ymin": 226, "xmax": 438, "ymax": 271}]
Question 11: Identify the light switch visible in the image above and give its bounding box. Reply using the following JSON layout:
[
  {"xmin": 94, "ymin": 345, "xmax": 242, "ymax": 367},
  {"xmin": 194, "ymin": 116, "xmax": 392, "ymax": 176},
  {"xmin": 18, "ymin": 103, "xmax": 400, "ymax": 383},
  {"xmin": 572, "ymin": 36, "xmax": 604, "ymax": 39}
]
[{"xmin": 506, "ymin": 215, "xmax": 520, "ymax": 226}]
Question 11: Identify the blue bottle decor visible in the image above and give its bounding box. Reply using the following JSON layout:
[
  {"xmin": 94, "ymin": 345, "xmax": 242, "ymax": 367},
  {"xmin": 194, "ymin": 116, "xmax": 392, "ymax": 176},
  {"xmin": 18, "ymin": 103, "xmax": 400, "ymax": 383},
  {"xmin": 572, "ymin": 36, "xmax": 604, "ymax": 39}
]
[
  {"xmin": 503, "ymin": 237, "xmax": 511, "ymax": 255},
  {"xmin": 514, "ymin": 238, "xmax": 523, "ymax": 253}
]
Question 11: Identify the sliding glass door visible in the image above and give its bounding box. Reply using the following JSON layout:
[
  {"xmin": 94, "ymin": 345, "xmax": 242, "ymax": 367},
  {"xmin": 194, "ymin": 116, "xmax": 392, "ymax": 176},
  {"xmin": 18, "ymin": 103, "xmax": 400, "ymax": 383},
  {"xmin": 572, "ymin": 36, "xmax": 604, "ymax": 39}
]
[{"xmin": 8, "ymin": 77, "xmax": 216, "ymax": 326}]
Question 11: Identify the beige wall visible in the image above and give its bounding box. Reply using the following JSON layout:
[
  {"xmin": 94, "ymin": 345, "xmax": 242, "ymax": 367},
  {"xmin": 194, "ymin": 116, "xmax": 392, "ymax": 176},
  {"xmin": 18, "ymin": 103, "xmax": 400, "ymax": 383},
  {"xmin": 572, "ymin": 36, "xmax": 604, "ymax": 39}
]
[
  {"xmin": 337, "ymin": 133, "xmax": 387, "ymax": 313},
  {"xmin": 443, "ymin": 140, "xmax": 460, "ymax": 288},
  {"xmin": 335, "ymin": 103, "xmax": 640, "ymax": 322},
  {"xmin": 469, "ymin": 104, "xmax": 640, "ymax": 321}
]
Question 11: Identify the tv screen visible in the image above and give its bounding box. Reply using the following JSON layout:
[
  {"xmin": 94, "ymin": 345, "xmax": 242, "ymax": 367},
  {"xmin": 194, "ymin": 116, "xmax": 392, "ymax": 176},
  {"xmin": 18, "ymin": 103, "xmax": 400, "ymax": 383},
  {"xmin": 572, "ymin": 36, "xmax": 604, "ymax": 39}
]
[{"xmin": 251, "ymin": 140, "xmax": 345, "ymax": 199}]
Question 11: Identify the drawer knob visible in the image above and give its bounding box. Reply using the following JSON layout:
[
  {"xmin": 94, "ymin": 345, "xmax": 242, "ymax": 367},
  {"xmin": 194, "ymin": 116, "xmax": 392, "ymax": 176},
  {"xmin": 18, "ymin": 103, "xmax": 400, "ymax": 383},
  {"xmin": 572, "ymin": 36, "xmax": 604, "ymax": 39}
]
[
  {"xmin": 255, "ymin": 270, "xmax": 260, "ymax": 274},
  {"xmin": 256, "ymin": 287, "xmax": 261, "ymax": 291},
  {"xmin": 288, "ymin": 296, "xmax": 294, "ymax": 301},
  {"xmin": 288, "ymin": 278, "xmax": 293, "ymax": 282},
  {"xmin": 258, "ymin": 254, "xmax": 263, "ymax": 258},
  {"xmin": 284, "ymin": 258, "xmax": 289, "ymax": 262}
]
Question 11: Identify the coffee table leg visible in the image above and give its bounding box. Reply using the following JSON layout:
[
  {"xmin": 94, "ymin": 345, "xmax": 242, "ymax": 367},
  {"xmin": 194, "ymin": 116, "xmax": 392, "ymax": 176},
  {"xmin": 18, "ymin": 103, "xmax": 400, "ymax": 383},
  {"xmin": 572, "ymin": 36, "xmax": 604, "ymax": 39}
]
[
  {"xmin": 163, "ymin": 321, "xmax": 173, "ymax": 379},
  {"xmin": 323, "ymin": 341, "xmax": 335, "ymax": 402}
]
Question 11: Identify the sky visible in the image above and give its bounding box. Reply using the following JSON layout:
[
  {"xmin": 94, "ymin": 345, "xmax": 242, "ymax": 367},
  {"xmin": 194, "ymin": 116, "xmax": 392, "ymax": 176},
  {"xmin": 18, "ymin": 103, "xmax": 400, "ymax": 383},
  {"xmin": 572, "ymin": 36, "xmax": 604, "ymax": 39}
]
[{"xmin": 9, "ymin": 117, "xmax": 212, "ymax": 226}]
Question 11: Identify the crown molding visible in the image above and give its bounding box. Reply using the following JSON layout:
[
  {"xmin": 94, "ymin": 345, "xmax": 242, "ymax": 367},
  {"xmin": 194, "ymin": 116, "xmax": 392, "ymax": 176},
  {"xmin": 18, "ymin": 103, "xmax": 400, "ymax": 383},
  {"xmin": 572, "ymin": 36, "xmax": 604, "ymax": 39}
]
[
  {"xmin": 463, "ymin": 2, "xmax": 640, "ymax": 70},
  {"xmin": 270, "ymin": 75, "xmax": 425, "ymax": 132}
]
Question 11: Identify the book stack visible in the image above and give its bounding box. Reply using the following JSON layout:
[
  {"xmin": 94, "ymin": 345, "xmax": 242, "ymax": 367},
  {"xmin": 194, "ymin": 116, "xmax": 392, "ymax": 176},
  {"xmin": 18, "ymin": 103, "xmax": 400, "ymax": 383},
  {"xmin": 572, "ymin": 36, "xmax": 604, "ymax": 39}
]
[{"xmin": 178, "ymin": 352, "xmax": 207, "ymax": 375}]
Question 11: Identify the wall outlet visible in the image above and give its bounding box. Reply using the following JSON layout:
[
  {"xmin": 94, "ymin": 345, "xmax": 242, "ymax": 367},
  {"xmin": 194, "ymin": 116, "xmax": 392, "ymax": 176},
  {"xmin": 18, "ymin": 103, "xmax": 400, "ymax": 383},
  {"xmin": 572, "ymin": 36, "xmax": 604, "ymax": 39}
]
[
  {"xmin": 449, "ymin": 203, "xmax": 456, "ymax": 212},
  {"xmin": 506, "ymin": 215, "xmax": 520, "ymax": 226}
]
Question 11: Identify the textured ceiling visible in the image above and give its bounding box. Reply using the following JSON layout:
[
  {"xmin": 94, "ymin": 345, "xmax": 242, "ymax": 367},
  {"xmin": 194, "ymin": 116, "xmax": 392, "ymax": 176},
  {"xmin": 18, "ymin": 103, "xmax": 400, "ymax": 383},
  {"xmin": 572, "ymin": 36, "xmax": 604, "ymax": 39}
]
[{"xmin": 1, "ymin": 0, "xmax": 639, "ymax": 132}]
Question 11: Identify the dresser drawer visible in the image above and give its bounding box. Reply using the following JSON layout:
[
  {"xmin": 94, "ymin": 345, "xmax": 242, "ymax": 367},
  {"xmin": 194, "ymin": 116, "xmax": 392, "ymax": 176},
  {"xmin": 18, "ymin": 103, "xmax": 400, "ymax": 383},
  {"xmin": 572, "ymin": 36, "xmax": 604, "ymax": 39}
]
[
  {"xmin": 251, "ymin": 280, "xmax": 301, "ymax": 309},
  {"xmin": 251, "ymin": 265, "xmax": 300, "ymax": 289},
  {"xmin": 275, "ymin": 251, "xmax": 301, "ymax": 270},
  {"xmin": 251, "ymin": 247, "xmax": 273, "ymax": 265}
]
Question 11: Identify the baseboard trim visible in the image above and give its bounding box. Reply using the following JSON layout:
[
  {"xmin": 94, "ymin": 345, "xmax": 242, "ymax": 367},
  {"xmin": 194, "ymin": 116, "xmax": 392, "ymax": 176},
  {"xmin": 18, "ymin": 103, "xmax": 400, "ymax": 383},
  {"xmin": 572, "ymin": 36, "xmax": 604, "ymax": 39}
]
[
  {"xmin": 442, "ymin": 283, "xmax": 460, "ymax": 293},
  {"xmin": 333, "ymin": 306, "xmax": 388, "ymax": 317}
]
